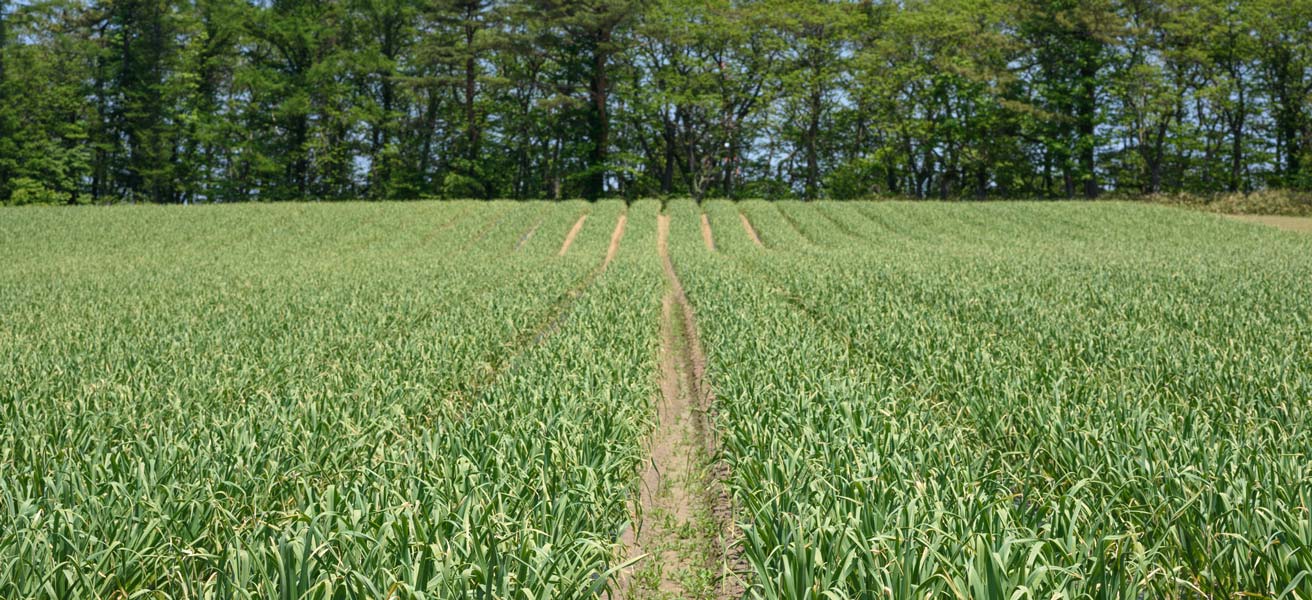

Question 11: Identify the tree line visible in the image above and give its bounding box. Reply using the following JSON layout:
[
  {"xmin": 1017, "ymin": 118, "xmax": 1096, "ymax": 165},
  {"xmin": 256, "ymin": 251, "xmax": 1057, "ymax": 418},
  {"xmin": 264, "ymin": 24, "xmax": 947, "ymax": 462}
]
[{"xmin": 0, "ymin": 0, "xmax": 1309, "ymax": 204}]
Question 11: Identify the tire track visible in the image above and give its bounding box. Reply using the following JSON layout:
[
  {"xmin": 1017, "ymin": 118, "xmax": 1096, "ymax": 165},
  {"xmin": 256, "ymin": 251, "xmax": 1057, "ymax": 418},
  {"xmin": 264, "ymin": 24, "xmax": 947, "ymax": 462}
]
[
  {"xmin": 454, "ymin": 215, "xmax": 620, "ymax": 412},
  {"xmin": 773, "ymin": 203, "xmax": 816, "ymax": 245},
  {"xmin": 461, "ymin": 205, "xmax": 514, "ymax": 252},
  {"xmin": 815, "ymin": 203, "xmax": 867, "ymax": 241},
  {"xmin": 560, "ymin": 214, "xmax": 588, "ymax": 256},
  {"xmin": 616, "ymin": 214, "xmax": 743, "ymax": 600},
  {"xmin": 604, "ymin": 213, "xmax": 628, "ymax": 269},
  {"xmin": 739, "ymin": 212, "xmax": 764, "ymax": 248},
  {"xmin": 701, "ymin": 213, "xmax": 717, "ymax": 252}
]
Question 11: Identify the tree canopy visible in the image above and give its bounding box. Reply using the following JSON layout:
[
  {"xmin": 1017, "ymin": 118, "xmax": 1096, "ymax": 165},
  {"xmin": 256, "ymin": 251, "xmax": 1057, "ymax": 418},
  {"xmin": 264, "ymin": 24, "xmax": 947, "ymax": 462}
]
[{"xmin": 1, "ymin": 0, "xmax": 1309, "ymax": 203}]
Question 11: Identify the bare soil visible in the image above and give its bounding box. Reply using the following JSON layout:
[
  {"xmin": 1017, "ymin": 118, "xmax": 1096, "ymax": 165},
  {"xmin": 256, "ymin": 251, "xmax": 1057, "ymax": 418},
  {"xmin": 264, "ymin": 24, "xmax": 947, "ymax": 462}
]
[
  {"xmin": 559, "ymin": 214, "xmax": 588, "ymax": 256},
  {"xmin": 604, "ymin": 214, "xmax": 628, "ymax": 269},
  {"xmin": 700, "ymin": 213, "xmax": 716, "ymax": 252},
  {"xmin": 1227, "ymin": 214, "xmax": 1312, "ymax": 233},
  {"xmin": 738, "ymin": 213, "xmax": 764, "ymax": 248},
  {"xmin": 615, "ymin": 215, "xmax": 743, "ymax": 600}
]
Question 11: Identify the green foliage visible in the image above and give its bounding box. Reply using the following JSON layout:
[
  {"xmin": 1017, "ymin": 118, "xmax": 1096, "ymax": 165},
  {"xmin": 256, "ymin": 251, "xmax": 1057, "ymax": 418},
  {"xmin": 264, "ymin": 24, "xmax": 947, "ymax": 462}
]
[
  {"xmin": 0, "ymin": 200, "xmax": 664, "ymax": 598},
  {"xmin": 2, "ymin": 199, "xmax": 1311, "ymax": 596},
  {"xmin": 676, "ymin": 199, "xmax": 1312, "ymax": 598},
  {"xmin": 6, "ymin": 177, "xmax": 68, "ymax": 205},
  {"xmin": 822, "ymin": 156, "xmax": 883, "ymax": 201},
  {"xmin": 1143, "ymin": 190, "xmax": 1312, "ymax": 217},
  {"xmin": 1, "ymin": 0, "xmax": 1310, "ymax": 201}
]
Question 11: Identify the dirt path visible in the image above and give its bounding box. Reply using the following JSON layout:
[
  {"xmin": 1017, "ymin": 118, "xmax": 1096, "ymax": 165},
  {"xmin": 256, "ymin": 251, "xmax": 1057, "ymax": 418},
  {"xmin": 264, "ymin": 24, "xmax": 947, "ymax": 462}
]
[
  {"xmin": 604, "ymin": 214, "xmax": 628, "ymax": 269},
  {"xmin": 700, "ymin": 213, "xmax": 716, "ymax": 252},
  {"xmin": 559, "ymin": 214, "xmax": 588, "ymax": 256},
  {"xmin": 738, "ymin": 213, "xmax": 764, "ymax": 248},
  {"xmin": 617, "ymin": 215, "xmax": 741, "ymax": 600}
]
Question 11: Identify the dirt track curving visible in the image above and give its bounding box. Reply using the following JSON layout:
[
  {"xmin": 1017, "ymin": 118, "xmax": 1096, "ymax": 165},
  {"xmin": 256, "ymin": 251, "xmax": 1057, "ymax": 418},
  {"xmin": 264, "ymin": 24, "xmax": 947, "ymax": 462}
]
[{"xmin": 616, "ymin": 214, "xmax": 742, "ymax": 600}]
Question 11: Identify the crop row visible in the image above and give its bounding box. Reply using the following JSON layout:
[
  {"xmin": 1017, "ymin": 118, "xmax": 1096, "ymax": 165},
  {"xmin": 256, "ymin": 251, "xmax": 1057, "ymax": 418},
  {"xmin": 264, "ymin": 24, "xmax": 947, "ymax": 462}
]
[
  {"xmin": 673, "ymin": 200, "xmax": 1312, "ymax": 598},
  {"xmin": 4, "ymin": 198, "xmax": 1310, "ymax": 598},
  {"xmin": 0, "ymin": 200, "xmax": 663, "ymax": 598}
]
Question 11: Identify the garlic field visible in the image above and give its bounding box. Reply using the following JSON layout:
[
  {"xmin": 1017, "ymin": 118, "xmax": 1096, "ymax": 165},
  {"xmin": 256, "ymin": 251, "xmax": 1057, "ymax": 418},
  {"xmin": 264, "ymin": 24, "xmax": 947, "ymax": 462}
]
[
  {"xmin": 1, "ymin": 201, "xmax": 664, "ymax": 598},
  {"xmin": 1, "ymin": 200, "xmax": 1310, "ymax": 599},
  {"xmin": 677, "ymin": 200, "xmax": 1312, "ymax": 598}
]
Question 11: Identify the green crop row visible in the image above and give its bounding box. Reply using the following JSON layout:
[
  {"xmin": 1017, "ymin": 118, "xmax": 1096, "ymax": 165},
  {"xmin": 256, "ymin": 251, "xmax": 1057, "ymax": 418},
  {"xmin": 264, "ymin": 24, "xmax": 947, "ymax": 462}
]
[
  {"xmin": 4, "ymin": 198, "xmax": 1310, "ymax": 599},
  {"xmin": 0, "ymin": 200, "xmax": 664, "ymax": 598},
  {"xmin": 672, "ymin": 199, "xmax": 1312, "ymax": 598}
]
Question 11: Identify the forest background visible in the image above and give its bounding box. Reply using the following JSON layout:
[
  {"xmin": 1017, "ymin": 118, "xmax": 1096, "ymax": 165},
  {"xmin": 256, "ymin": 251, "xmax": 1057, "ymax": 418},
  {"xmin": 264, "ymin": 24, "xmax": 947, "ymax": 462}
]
[{"xmin": 1, "ymin": 0, "xmax": 1310, "ymax": 205}]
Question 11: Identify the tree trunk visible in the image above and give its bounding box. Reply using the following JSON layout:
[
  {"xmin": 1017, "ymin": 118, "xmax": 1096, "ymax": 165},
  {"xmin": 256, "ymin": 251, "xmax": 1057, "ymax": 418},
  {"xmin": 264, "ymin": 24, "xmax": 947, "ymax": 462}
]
[
  {"xmin": 804, "ymin": 90, "xmax": 822, "ymax": 200},
  {"xmin": 1077, "ymin": 46, "xmax": 1100, "ymax": 199},
  {"xmin": 372, "ymin": 18, "xmax": 396, "ymax": 197},
  {"xmin": 1148, "ymin": 119, "xmax": 1168, "ymax": 194},
  {"xmin": 463, "ymin": 13, "xmax": 482, "ymax": 196},
  {"xmin": 586, "ymin": 32, "xmax": 610, "ymax": 200},
  {"xmin": 660, "ymin": 113, "xmax": 675, "ymax": 195},
  {"xmin": 1229, "ymin": 88, "xmax": 1246, "ymax": 193}
]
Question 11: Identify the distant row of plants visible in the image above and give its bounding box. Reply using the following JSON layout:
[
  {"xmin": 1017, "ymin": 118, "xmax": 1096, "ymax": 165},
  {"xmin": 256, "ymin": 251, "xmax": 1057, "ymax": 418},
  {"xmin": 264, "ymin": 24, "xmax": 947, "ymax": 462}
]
[
  {"xmin": 1131, "ymin": 190, "xmax": 1312, "ymax": 217},
  {"xmin": 8, "ymin": 181, "xmax": 1311, "ymax": 220}
]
